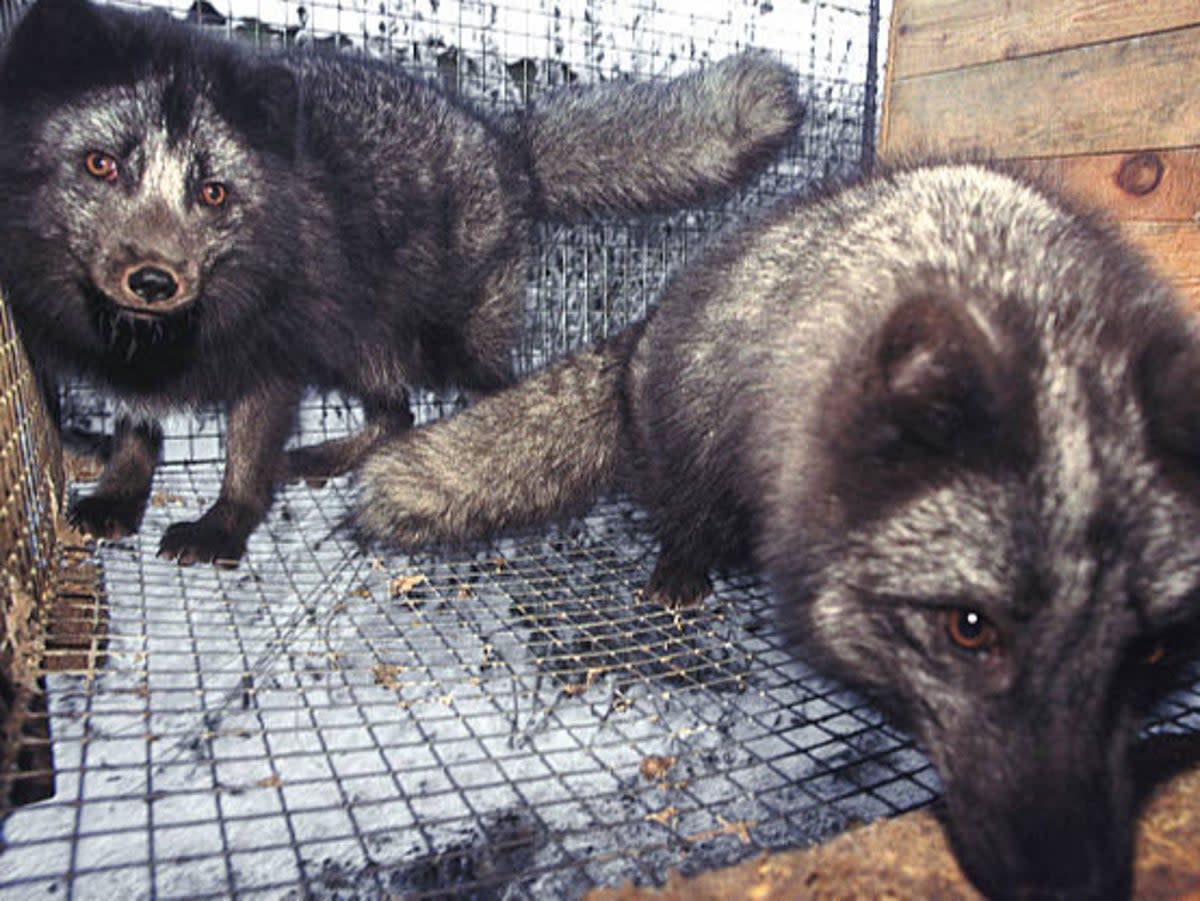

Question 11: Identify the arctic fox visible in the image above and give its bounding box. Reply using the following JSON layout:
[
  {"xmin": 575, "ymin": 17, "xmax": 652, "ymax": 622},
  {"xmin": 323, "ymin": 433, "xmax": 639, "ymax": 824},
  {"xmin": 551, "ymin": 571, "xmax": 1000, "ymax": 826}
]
[
  {"xmin": 0, "ymin": 0, "xmax": 801, "ymax": 563},
  {"xmin": 356, "ymin": 162, "xmax": 1200, "ymax": 900}
]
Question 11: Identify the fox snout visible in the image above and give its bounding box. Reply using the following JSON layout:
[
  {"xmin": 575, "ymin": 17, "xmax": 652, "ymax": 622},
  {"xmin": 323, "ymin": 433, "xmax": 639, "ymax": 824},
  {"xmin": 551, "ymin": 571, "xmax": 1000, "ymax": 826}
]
[
  {"xmin": 94, "ymin": 251, "xmax": 201, "ymax": 317},
  {"xmin": 126, "ymin": 264, "xmax": 182, "ymax": 303},
  {"xmin": 947, "ymin": 801, "xmax": 1133, "ymax": 901},
  {"xmin": 933, "ymin": 718, "xmax": 1136, "ymax": 901}
]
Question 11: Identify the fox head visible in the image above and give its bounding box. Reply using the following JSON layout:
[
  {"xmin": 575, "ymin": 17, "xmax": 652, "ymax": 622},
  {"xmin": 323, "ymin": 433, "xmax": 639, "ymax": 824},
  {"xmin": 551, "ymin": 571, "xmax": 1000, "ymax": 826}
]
[
  {"xmin": 0, "ymin": 0, "xmax": 300, "ymax": 365},
  {"xmin": 764, "ymin": 168, "xmax": 1200, "ymax": 900}
]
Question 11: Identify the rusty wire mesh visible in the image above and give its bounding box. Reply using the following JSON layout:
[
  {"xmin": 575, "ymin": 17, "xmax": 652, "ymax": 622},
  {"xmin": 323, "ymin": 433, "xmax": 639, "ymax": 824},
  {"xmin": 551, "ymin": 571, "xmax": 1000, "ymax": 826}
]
[{"xmin": 0, "ymin": 290, "xmax": 64, "ymax": 810}]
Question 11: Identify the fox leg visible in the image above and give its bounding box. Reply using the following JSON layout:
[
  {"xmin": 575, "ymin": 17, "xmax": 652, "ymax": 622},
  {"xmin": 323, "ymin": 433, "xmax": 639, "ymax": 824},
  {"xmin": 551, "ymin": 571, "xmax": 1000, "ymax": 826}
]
[
  {"xmin": 643, "ymin": 529, "xmax": 714, "ymax": 610},
  {"xmin": 286, "ymin": 389, "xmax": 414, "ymax": 486},
  {"xmin": 645, "ymin": 552, "xmax": 713, "ymax": 610},
  {"xmin": 69, "ymin": 415, "xmax": 163, "ymax": 539},
  {"xmin": 159, "ymin": 382, "xmax": 299, "ymax": 566},
  {"xmin": 640, "ymin": 488, "xmax": 746, "ymax": 610}
]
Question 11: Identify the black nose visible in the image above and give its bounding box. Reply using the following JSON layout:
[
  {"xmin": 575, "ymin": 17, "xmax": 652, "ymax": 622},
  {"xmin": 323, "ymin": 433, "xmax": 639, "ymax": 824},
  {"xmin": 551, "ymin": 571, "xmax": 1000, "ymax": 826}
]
[{"xmin": 126, "ymin": 266, "xmax": 180, "ymax": 303}]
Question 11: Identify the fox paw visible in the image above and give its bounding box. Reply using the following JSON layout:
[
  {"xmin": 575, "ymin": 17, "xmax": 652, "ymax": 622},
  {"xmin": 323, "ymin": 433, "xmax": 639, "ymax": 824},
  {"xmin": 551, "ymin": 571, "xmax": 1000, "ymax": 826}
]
[
  {"xmin": 158, "ymin": 516, "xmax": 248, "ymax": 567},
  {"xmin": 69, "ymin": 493, "xmax": 147, "ymax": 540},
  {"xmin": 644, "ymin": 557, "xmax": 712, "ymax": 610}
]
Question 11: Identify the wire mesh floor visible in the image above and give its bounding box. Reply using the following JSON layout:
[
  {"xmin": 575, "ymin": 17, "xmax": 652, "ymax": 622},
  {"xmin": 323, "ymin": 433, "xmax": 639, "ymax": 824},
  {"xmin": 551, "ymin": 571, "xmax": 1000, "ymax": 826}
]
[
  {"xmin": 6, "ymin": 433, "xmax": 1200, "ymax": 899},
  {"xmin": 2, "ymin": 460, "xmax": 941, "ymax": 899}
]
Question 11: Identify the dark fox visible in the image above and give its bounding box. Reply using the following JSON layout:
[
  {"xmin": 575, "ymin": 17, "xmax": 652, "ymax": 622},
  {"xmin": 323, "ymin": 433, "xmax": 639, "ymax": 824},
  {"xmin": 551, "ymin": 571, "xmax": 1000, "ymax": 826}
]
[
  {"xmin": 355, "ymin": 162, "xmax": 1200, "ymax": 900},
  {"xmin": 0, "ymin": 0, "xmax": 801, "ymax": 564}
]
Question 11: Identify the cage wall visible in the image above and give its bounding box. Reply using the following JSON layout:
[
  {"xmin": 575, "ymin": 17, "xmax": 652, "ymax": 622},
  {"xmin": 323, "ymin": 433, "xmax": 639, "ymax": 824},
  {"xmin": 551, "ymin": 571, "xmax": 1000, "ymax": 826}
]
[
  {"xmin": 0, "ymin": 292, "xmax": 62, "ymax": 811},
  {"xmin": 3, "ymin": 0, "xmax": 1195, "ymax": 899}
]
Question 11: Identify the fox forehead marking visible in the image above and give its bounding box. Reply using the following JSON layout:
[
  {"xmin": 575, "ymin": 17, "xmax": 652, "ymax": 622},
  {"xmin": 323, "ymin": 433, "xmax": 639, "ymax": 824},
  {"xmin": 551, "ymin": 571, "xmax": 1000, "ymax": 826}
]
[
  {"xmin": 1036, "ymin": 364, "xmax": 1102, "ymax": 542},
  {"xmin": 1034, "ymin": 352, "xmax": 1200, "ymax": 628},
  {"xmin": 139, "ymin": 130, "xmax": 191, "ymax": 211}
]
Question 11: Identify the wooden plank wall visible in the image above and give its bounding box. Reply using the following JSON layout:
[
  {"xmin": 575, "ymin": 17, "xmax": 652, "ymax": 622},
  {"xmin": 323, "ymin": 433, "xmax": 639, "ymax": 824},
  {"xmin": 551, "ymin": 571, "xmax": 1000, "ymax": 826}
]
[{"xmin": 880, "ymin": 0, "xmax": 1200, "ymax": 305}]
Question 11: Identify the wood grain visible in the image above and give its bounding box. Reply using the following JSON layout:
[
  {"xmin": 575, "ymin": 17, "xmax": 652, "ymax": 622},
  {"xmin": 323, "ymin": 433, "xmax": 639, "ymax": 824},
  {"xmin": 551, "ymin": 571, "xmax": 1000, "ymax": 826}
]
[
  {"xmin": 890, "ymin": 0, "xmax": 1200, "ymax": 79},
  {"xmin": 883, "ymin": 25, "xmax": 1200, "ymax": 159},
  {"xmin": 1020, "ymin": 151, "xmax": 1200, "ymax": 222},
  {"xmin": 1119, "ymin": 220, "xmax": 1200, "ymax": 309}
]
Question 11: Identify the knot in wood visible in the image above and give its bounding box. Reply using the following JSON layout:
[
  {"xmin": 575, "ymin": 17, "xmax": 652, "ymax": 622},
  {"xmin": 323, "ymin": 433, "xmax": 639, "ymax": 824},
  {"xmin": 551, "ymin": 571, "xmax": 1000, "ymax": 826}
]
[{"xmin": 1116, "ymin": 152, "xmax": 1164, "ymax": 197}]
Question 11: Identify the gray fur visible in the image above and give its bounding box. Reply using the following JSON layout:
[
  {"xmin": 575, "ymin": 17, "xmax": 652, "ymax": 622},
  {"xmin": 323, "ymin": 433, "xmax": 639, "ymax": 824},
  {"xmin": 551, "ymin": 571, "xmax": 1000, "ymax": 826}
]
[
  {"xmin": 356, "ymin": 162, "xmax": 1200, "ymax": 900},
  {"xmin": 356, "ymin": 324, "xmax": 640, "ymax": 544},
  {"xmin": 520, "ymin": 53, "xmax": 802, "ymax": 219},
  {"xmin": 0, "ymin": 0, "xmax": 801, "ymax": 564}
]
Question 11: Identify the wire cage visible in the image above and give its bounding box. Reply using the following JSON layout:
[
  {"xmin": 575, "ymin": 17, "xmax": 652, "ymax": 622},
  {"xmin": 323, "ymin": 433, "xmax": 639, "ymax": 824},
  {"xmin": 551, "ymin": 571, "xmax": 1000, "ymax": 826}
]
[
  {"xmin": 0, "ymin": 295, "xmax": 62, "ymax": 809},
  {"xmin": 0, "ymin": 0, "xmax": 1195, "ymax": 898}
]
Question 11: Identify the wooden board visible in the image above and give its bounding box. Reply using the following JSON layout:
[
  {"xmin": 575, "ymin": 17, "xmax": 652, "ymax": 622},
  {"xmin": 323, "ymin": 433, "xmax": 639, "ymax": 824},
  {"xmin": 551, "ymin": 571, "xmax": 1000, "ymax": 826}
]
[
  {"xmin": 883, "ymin": 25, "xmax": 1200, "ymax": 159},
  {"xmin": 1020, "ymin": 151, "xmax": 1200, "ymax": 305},
  {"xmin": 891, "ymin": 0, "xmax": 1200, "ymax": 79},
  {"xmin": 1022, "ymin": 150, "xmax": 1200, "ymax": 222},
  {"xmin": 882, "ymin": 1, "xmax": 1200, "ymax": 309},
  {"xmin": 1120, "ymin": 221, "xmax": 1200, "ymax": 307}
]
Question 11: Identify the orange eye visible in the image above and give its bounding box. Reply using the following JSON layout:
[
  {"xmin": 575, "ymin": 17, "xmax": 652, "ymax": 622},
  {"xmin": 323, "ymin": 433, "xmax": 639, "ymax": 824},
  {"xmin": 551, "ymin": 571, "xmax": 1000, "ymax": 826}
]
[
  {"xmin": 198, "ymin": 181, "xmax": 228, "ymax": 207},
  {"xmin": 945, "ymin": 609, "xmax": 999, "ymax": 654},
  {"xmin": 84, "ymin": 150, "xmax": 118, "ymax": 182}
]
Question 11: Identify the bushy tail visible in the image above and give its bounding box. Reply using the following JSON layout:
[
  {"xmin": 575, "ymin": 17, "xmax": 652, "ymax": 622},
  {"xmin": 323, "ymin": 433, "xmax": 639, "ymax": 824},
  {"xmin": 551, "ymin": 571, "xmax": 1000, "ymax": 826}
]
[
  {"xmin": 355, "ymin": 325, "xmax": 641, "ymax": 549},
  {"xmin": 515, "ymin": 52, "xmax": 802, "ymax": 220}
]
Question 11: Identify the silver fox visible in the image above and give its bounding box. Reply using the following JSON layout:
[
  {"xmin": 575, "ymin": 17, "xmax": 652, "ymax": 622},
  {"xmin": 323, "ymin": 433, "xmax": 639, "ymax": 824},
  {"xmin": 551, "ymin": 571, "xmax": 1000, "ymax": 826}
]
[
  {"xmin": 0, "ymin": 0, "xmax": 801, "ymax": 564},
  {"xmin": 356, "ymin": 162, "xmax": 1200, "ymax": 900}
]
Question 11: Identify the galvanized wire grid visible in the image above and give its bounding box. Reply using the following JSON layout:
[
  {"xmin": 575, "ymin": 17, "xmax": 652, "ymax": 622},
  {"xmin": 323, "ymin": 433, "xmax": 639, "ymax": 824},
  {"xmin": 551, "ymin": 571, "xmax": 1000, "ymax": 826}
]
[
  {"xmin": 4, "ymin": 466, "xmax": 1200, "ymax": 898},
  {"xmin": 4, "ymin": 467, "xmax": 944, "ymax": 899}
]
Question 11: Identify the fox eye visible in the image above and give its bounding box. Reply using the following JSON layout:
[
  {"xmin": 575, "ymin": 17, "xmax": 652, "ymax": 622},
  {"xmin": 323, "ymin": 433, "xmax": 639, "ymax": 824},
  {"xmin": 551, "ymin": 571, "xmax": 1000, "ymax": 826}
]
[
  {"xmin": 84, "ymin": 150, "xmax": 118, "ymax": 182},
  {"xmin": 198, "ymin": 181, "xmax": 228, "ymax": 207},
  {"xmin": 945, "ymin": 608, "xmax": 999, "ymax": 654}
]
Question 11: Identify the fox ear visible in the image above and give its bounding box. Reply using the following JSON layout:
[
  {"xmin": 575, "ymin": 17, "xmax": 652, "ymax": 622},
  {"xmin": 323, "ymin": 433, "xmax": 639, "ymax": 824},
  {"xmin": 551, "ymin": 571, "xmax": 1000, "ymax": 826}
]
[
  {"xmin": 876, "ymin": 295, "xmax": 1003, "ymax": 451},
  {"xmin": 0, "ymin": 0, "xmax": 126, "ymax": 102},
  {"xmin": 212, "ymin": 60, "xmax": 301, "ymax": 158},
  {"xmin": 1138, "ymin": 331, "xmax": 1200, "ymax": 462}
]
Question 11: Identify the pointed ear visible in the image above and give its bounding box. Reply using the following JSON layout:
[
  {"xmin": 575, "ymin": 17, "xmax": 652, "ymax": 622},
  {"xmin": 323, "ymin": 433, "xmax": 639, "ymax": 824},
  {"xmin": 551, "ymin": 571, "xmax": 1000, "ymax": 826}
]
[
  {"xmin": 0, "ymin": 0, "xmax": 127, "ymax": 102},
  {"xmin": 211, "ymin": 60, "xmax": 301, "ymax": 158},
  {"xmin": 1138, "ymin": 331, "xmax": 1200, "ymax": 462},
  {"xmin": 876, "ymin": 295, "xmax": 1003, "ymax": 451}
]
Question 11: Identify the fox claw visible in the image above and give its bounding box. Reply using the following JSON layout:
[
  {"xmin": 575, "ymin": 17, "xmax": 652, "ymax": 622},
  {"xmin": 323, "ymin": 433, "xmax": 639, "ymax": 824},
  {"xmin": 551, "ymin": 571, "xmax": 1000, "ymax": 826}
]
[{"xmin": 158, "ymin": 517, "xmax": 247, "ymax": 567}]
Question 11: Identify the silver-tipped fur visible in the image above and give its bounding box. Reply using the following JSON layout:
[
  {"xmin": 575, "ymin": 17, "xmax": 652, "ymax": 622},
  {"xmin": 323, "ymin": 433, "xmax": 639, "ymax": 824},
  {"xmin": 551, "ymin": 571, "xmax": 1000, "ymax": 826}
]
[
  {"xmin": 519, "ymin": 52, "xmax": 802, "ymax": 219},
  {"xmin": 356, "ymin": 326, "xmax": 640, "ymax": 546}
]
